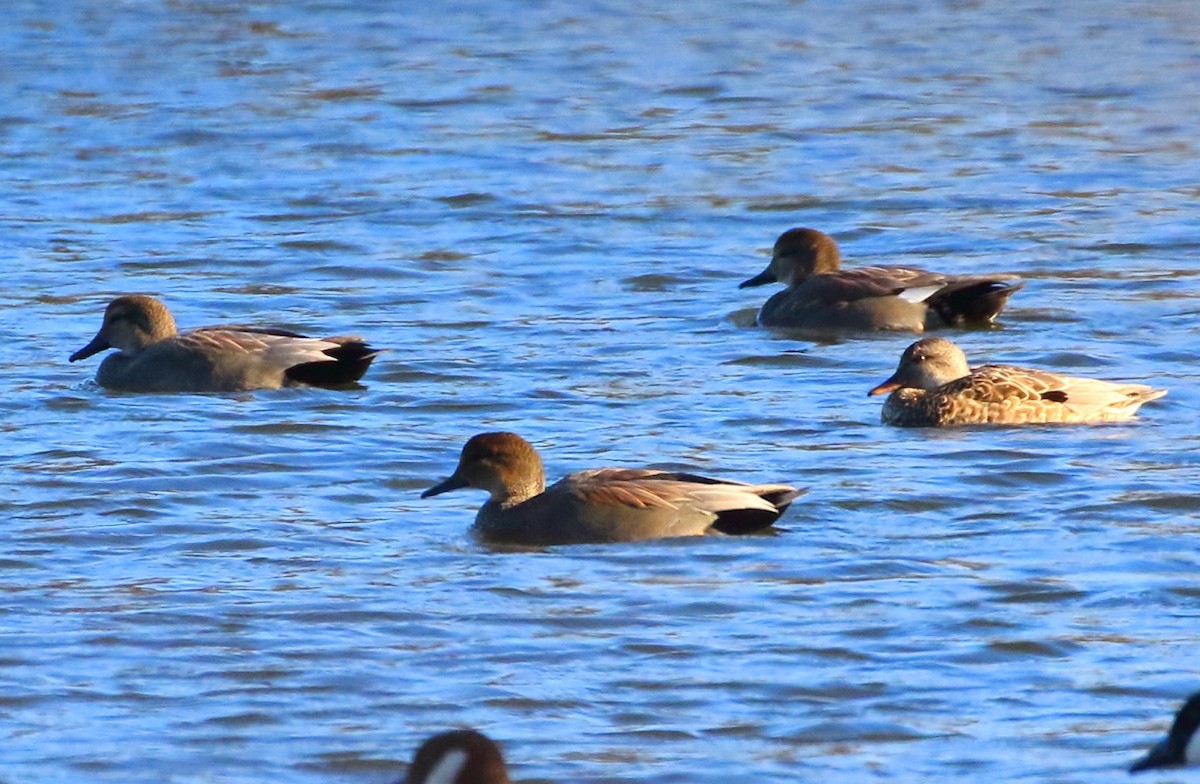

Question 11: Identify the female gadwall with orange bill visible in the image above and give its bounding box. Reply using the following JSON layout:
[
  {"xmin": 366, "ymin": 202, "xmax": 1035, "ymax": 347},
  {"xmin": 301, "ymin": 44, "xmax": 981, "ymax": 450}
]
[
  {"xmin": 422, "ymin": 432, "xmax": 802, "ymax": 546},
  {"xmin": 70, "ymin": 295, "xmax": 379, "ymax": 392},
  {"xmin": 740, "ymin": 227, "xmax": 1023, "ymax": 331},
  {"xmin": 401, "ymin": 729, "xmax": 510, "ymax": 784},
  {"xmin": 869, "ymin": 337, "xmax": 1167, "ymax": 426}
]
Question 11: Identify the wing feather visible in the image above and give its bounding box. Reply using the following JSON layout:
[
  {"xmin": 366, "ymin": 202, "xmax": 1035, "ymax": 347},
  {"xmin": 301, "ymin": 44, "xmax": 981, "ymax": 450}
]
[{"xmin": 558, "ymin": 469, "xmax": 794, "ymax": 513}]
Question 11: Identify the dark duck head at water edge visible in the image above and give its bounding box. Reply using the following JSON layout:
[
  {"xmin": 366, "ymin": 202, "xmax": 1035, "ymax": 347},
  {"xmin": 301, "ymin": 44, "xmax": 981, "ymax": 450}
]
[
  {"xmin": 401, "ymin": 729, "xmax": 510, "ymax": 784},
  {"xmin": 1131, "ymin": 692, "xmax": 1200, "ymax": 773}
]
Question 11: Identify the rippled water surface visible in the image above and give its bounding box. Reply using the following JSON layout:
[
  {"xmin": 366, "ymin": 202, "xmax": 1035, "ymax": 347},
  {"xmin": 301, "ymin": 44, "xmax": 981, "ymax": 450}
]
[{"xmin": 3, "ymin": 1, "xmax": 1200, "ymax": 782}]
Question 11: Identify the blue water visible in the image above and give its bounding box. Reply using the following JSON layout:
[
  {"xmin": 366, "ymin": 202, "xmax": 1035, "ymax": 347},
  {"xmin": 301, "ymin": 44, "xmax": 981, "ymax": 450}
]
[{"xmin": 3, "ymin": 1, "xmax": 1199, "ymax": 782}]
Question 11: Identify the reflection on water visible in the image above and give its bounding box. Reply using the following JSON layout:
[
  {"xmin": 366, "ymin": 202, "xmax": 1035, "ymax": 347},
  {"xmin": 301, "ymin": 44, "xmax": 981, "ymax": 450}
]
[{"xmin": 3, "ymin": 1, "xmax": 1199, "ymax": 782}]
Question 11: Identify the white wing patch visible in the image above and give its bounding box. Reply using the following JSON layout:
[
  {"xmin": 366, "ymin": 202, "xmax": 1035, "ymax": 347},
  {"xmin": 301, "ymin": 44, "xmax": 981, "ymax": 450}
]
[
  {"xmin": 1186, "ymin": 724, "xmax": 1200, "ymax": 765},
  {"xmin": 425, "ymin": 748, "xmax": 468, "ymax": 784},
  {"xmin": 897, "ymin": 285, "xmax": 944, "ymax": 303}
]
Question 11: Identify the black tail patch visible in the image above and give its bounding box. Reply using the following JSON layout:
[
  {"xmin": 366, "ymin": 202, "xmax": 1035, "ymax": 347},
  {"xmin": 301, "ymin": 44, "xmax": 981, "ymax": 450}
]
[
  {"xmin": 711, "ymin": 488, "xmax": 805, "ymax": 535},
  {"xmin": 285, "ymin": 339, "xmax": 380, "ymax": 388},
  {"xmin": 711, "ymin": 508, "xmax": 783, "ymax": 536},
  {"xmin": 928, "ymin": 280, "xmax": 1024, "ymax": 326}
]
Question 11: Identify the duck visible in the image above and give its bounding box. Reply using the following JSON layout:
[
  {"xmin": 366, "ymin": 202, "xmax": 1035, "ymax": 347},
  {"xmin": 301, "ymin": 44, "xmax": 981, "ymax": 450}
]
[
  {"xmin": 69, "ymin": 295, "xmax": 379, "ymax": 392},
  {"xmin": 868, "ymin": 337, "xmax": 1167, "ymax": 426},
  {"xmin": 401, "ymin": 729, "xmax": 510, "ymax": 784},
  {"xmin": 1131, "ymin": 692, "xmax": 1200, "ymax": 773},
  {"xmin": 421, "ymin": 432, "xmax": 803, "ymax": 546},
  {"xmin": 739, "ymin": 227, "xmax": 1023, "ymax": 331}
]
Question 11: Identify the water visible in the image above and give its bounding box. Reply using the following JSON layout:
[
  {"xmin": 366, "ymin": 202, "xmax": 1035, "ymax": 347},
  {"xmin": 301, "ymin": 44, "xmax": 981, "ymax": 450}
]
[{"xmin": 3, "ymin": 1, "xmax": 1199, "ymax": 781}]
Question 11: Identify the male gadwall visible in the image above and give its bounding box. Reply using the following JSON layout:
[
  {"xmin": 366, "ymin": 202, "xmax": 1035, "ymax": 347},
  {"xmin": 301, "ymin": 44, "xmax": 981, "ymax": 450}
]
[
  {"xmin": 869, "ymin": 337, "xmax": 1167, "ymax": 426},
  {"xmin": 401, "ymin": 729, "xmax": 510, "ymax": 784},
  {"xmin": 422, "ymin": 432, "xmax": 803, "ymax": 546},
  {"xmin": 69, "ymin": 295, "xmax": 379, "ymax": 392},
  {"xmin": 740, "ymin": 227, "xmax": 1023, "ymax": 331},
  {"xmin": 1131, "ymin": 692, "xmax": 1200, "ymax": 773}
]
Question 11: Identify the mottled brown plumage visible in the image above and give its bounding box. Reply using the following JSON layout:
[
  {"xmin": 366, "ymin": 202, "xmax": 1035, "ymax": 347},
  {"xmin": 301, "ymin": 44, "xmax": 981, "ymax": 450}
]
[
  {"xmin": 422, "ymin": 432, "xmax": 803, "ymax": 546},
  {"xmin": 869, "ymin": 337, "xmax": 1167, "ymax": 426},
  {"xmin": 740, "ymin": 228, "xmax": 1023, "ymax": 331},
  {"xmin": 70, "ymin": 295, "xmax": 378, "ymax": 392}
]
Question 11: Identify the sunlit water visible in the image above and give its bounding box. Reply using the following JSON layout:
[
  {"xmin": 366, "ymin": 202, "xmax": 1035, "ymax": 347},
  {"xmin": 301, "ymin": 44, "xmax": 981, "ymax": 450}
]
[{"xmin": 3, "ymin": 1, "xmax": 1199, "ymax": 782}]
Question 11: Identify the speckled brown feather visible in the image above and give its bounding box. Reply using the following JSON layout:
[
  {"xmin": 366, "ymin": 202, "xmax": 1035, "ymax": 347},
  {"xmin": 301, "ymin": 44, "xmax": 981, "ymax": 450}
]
[{"xmin": 875, "ymin": 340, "xmax": 1168, "ymax": 426}]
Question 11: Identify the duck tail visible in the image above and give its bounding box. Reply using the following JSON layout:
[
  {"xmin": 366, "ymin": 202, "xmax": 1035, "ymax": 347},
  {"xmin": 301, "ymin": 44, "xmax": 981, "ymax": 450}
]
[
  {"xmin": 286, "ymin": 337, "xmax": 381, "ymax": 387},
  {"xmin": 1129, "ymin": 387, "xmax": 1169, "ymax": 409},
  {"xmin": 710, "ymin": 486, "xmax": 805, "ymax": 535},
  {"xmin": 927, "ymin": 278, "xmax": 1024, "ymax": 326}
]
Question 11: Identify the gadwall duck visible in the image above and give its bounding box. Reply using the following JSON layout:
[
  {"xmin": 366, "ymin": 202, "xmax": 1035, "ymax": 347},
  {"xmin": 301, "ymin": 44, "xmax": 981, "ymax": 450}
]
[
  {"xmin": 422, "ymin": 432, "xmax": 803, "ymax": 546},
  {"xmin": 401, "ymin": 729, "xmax": 510, "ymax": 784},
  {"xmin": 1131, "ymin": 692, "xmax": 1200, "ymax": 773},
  {"xmin": 69, "ymin": 295, "xmax": 379, "ymax": 392},
  {"xmin": 869, "ymin": 337, "xmax": 1167, "ymax": 426},
  {"xmin": 740, "ymin": 227, "xmax": 1023, "ymax": 331}
]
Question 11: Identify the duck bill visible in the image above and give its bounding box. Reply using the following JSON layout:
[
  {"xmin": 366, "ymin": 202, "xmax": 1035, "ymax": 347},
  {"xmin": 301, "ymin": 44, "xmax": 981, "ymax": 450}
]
[
  {"xmin": 421, "ymin": 474, "xmax": 469, "ymax": 499},
  {"xmin": 69, "ymin": 332, "xmax": 111, "ymax": 362},
  {"xmin": 739, "ymin": 266, "xmax": 777, "ymax": 289},
  {"xmin": 1129, "ymin": 740, "xmax": 1176, "ymax": 773},
  {"xmin": 867, "ymin": 375, "xmax": 903, "ymax": 397}
]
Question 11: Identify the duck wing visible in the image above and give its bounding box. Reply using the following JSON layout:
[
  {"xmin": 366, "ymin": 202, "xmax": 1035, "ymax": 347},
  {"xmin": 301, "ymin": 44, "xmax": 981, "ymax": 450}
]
[
  {"xmin": 557, "ymin": 469, "xmax": 803, "ymax": 536},
  {"xmin": 179, "ymin": 326, "xmax": 378, "ymax": 387},
  {"xmin": 794, "ymin": 266, "xmax": 951, "ymax": 305},
  {"xmin": 951, "ymin": 364, "xmax": 1166, "ymax": 419}
]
